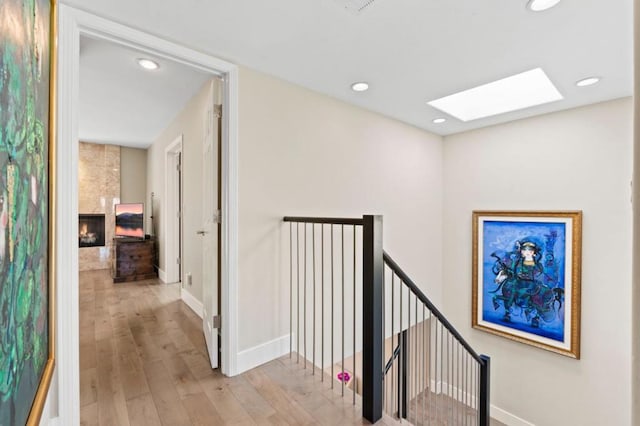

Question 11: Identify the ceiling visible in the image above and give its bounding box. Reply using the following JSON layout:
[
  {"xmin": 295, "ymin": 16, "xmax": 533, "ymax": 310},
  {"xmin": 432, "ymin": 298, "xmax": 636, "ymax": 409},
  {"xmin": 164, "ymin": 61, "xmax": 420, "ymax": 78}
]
[
  {"xmin": 71, "ymin": 0, "xmax": 633, "ymax": 145},
  {"xmin": 79, "ymin": 36, "xmax": 212, "ymax": 148}
]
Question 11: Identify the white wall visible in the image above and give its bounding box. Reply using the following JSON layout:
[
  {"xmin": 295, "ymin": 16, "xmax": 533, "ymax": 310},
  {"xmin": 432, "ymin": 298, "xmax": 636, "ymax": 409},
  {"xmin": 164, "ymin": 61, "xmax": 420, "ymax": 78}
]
[
  {"xmin": 120, "ymin": 146, "xmax": 147, "ymax": 207},
  {"xmin": 236, "ymin": 66, "xmax": 443, "ymax": 352},
  {"xmin": 443, "ymin": 98, "xmax": 633, "ymax": 426},
  {"xmin": 147, "ymin": 78, "xmax": 217, "ymax": 299}
]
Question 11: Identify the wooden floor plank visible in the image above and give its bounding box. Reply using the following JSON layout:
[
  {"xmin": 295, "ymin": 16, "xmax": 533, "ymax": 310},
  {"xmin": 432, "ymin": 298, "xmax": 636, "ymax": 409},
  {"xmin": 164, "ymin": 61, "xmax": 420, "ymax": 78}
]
[
  {"xmin": 226, "ymin": 375, "xmax": 278, "ymax": 423},
  {"xmin": 80, "ymin": 402, "xmax": 98, "ymax": 426},
  {"xmin": 125, "ymin": 393, "xmax": 162, "ymax": 426},
  {"xmin": 181, "ymin": 392, "xmax": 226, "ymax": 426},
  {"xmin": 80, "ymin": 341, "xmax": 97, "ymax": 371},
  {"xmin": 179, "ymin": 348, "xmax": 215, "ymax": 380},
  {"xmin": 80, "ymin": 367, "xmax": 98, "ymax": 407},
  {"xmin": 244, "ymin": 367, "xmax": 316, "ymax": 425},
  {"xmin": 95, "ymin": 337, "xmax": 131, "ymax": 426},
  {"xmin": 163, "ymin": 352, "xmax": 204, "ymax": 399},
  {"xmin": 198, "ymin": 372, "xmax": 256, "ymax": 425},
  {"xmin": 143, "ymin": 359, "xmax": 193, "ymax": 426},
  {"xmin": 118, "ymin": 351, "xmax": 151, "ymax": 401}
]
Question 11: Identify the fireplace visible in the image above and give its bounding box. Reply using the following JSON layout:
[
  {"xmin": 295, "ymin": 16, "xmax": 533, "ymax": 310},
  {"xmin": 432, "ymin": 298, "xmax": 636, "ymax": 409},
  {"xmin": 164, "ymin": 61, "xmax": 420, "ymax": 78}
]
[{"xmin": 79, "ymin": 214, "xmax": 106, "ymax": 247}]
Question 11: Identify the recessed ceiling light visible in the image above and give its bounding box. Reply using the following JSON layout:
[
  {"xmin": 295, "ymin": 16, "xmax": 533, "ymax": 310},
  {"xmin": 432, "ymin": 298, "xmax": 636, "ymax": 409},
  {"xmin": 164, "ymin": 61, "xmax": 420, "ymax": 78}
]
[
  {"xmin": 527, "ymin": 0, "xmax": 561, "ymax": 12},
  {"xmin": 427, "ymin": 68, "xmax": 563, "ymax": 122},
  {"xmin": 137, "ymin": 58, "xmax": 159, "ymax": 70},
  {"xmin": 351, "ymin": 82, "xmax": 369, "ymax": 92},
  {"xmin": 432, "ymin": 118, "xmax": 446, "ymax": 124},
  {"xmin": 576, "ymin": 77, "xmax": 600, "ymax": 87}
]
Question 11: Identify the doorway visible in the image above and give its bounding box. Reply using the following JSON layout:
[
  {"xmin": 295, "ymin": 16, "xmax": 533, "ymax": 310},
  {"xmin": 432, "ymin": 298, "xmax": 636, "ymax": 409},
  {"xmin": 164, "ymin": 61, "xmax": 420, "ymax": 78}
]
[{"xmin": 56, "ymin": 7, "xmax": 240, "ymax": 423}]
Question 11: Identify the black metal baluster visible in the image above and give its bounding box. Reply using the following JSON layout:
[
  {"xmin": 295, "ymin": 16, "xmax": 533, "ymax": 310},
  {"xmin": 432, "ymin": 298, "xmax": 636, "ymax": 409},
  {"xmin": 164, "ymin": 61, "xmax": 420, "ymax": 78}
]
[
  {"xmin": 321, "ymin": 224, "xmax": 324, "ymax": 382},
  {"xmin": 297, "ymin": 223, "xmax": 300, "ymax": 363},
  {"xmin": 341, "ymin": 224, "xmax": 345, "ymax": 397},
  {"xmin": 290, "ymin": 222, "xmax": 292, "ymax": 358},
  {"xmin": 353, "ymin": 224, "xmax": 356, "ymax": 404},
  {"xmin": 391, "ymin": 272, "xmax": 395, "ymax": 418},
  {"xmin": 331, "ymin": 224, "xmax": 334, "ymax": 389},
  {"xmin": 312, "ymin": 224, "xmax": 316, "ymax": 375},
  {"xmin": 304, "ymin": 223, "xmax": 307, "ymax": 369}
]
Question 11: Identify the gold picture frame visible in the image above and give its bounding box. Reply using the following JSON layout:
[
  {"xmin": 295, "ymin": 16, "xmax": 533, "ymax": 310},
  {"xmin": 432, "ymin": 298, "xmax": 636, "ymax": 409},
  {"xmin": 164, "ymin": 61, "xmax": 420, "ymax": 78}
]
[
  {"xmin": 472, "ymin": 211, "xmax": 582, "ymax": 358},
  {"xmin": 0, "ymin": 0, "xmax": 56, "ymax": 424}
]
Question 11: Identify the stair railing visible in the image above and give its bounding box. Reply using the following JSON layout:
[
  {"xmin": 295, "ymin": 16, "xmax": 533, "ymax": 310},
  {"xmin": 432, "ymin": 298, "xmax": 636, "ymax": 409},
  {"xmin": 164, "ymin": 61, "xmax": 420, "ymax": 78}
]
[
  {"xmin": 383, "ymin": 250, "xmax": 491, "ymax": 426},
  {"xmin": 283, "ymin": 215, "xmax": 490, "ymax": 425},
  {"xmin": 284, "ymin": 216, "xmax": 365, "ymax": 405}
]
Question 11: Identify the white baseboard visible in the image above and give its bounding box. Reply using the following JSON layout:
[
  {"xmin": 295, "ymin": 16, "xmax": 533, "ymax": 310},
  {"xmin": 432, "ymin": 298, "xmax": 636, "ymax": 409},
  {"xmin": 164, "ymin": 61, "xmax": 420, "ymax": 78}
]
[
  {"xmin": 435, "ymin": 380, "xmax": 476, "ymax": 409},
  {"xmin": 158, "ymin": 268, "xmax": 167, "ymax": 282},
  {"xmin": 181, "ymin": 288, "xmax": 204, "ymax": 319},
  {"xmin": 237, "ymin": 334, "xmax": 290, "ymax": 374},
  {"xmin": 490, "ymin": 405, "xmax": 535, "ymax": 426},
  {"xmin": 428, "ymin": 380, "xmax": 533, "ymax": 426}
]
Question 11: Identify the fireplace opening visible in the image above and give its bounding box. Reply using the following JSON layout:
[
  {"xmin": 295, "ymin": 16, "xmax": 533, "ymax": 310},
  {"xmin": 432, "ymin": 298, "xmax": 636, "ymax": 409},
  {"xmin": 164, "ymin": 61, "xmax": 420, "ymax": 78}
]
[{"xmin": 79, "ymin": 214, "xmax": 106, "ymax": 248}]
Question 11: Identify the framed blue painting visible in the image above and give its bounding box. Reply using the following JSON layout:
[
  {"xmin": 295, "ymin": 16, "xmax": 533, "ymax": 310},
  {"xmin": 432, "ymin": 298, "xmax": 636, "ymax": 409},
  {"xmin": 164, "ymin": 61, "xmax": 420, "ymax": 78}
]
[
  {"xmin": 0, "ymin": 0, "xmax": 57, "ymax": 424},
  {"xmin": 472, "ymin": 211, "xmax": 582, "ymax": 358}
]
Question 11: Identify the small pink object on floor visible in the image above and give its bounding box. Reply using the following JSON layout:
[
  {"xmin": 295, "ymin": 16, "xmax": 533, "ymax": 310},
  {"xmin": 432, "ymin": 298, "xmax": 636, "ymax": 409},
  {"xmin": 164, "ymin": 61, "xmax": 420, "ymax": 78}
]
[{"xmin": 337, "ymin": 371, "xmax": 350, "ymax": 382}]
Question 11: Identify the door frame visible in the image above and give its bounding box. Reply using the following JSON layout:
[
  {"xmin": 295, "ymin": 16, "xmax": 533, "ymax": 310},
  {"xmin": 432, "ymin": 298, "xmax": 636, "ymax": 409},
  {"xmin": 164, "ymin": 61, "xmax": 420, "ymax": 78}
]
[
  {"xmin": 56, "ymin": 6, "xmax": 240, "ymax": 424},
  {"xmin": 164, "ymin": 135, "xmax": 183, "ymax": 283}
]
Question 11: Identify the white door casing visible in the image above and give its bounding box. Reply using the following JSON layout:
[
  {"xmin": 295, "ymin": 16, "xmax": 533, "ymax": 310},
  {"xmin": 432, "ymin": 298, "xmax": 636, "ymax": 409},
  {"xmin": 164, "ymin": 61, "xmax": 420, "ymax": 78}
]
[
  {"xmin": 201, "ymin": 80, "xmax": 219, "ymax": 368},
  {"xmin": 56, "ymin": 6, "xmax": 239, "ymax": 425}
]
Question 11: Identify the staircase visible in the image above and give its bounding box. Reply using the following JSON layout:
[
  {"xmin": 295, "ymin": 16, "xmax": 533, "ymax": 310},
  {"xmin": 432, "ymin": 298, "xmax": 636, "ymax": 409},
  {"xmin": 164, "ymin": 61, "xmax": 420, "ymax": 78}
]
[{"xmin": 283, "ymin": 215, "xmax": 490, "ymax": 425}]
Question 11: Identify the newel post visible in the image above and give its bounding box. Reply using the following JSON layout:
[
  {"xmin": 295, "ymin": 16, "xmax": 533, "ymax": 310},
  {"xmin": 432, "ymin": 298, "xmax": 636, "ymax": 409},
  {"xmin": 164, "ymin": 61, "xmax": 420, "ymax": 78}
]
[{"xmin": 362, "ymin": 215, "xmax": 384, "ymax": 423}]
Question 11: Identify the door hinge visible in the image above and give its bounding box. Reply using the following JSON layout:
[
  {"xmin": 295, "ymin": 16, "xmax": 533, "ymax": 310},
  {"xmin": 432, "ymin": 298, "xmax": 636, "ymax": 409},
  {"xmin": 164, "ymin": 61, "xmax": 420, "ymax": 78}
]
[
  {"xmin": 214, "ymin": 104, "xmax": 222, "ymax": 119},
  {"xmin": 213, "ymin": 315, "xmax": 221, "ymax": 329},
  {"xmin": 214, "ymin": 209, "xmax": 221, "ymax": 224},
  {"xmin": 177, "ymin": 257, "xmax": 181, "ymax": 265}
]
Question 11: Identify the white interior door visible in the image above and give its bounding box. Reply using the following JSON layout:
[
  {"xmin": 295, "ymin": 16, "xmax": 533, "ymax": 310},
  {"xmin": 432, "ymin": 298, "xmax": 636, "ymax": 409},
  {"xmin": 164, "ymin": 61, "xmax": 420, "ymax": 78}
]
[
  {"xmin": 164, "ymin": 136, "xmax": 183, "ymax": 284},
  {"xmin": 201, "ymin": 80, "xmax": 219, "ymax": 368}
]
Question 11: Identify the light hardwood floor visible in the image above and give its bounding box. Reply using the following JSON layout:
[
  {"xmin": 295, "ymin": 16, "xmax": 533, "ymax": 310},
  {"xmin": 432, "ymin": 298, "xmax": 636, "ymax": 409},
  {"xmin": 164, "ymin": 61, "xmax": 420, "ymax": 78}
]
[
  {"xmin": 79, "ymin": 269, "xmax": 506, "ymax": 426},
  {"xmin": 79, "ymin": 269, "xmax": 402, "ymax": 425}
]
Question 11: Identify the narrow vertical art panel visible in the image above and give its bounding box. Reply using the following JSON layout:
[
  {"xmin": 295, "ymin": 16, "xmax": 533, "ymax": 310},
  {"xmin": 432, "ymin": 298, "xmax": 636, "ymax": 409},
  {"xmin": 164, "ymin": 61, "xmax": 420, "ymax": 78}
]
[
  {"xmin": 472, "ymin": 211, "xmax": 582, "ymax": 358},
  {"xmin": 0, "ymin": 0, "xmax": 56, "ymax": 424}
]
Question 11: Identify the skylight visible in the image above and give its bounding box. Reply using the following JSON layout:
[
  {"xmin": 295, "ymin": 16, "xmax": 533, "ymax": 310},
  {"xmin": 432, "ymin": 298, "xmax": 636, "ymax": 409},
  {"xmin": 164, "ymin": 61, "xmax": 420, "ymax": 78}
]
[{"xmin": 427, "ymin": 68, "xmax": 563, "ymax": 122}]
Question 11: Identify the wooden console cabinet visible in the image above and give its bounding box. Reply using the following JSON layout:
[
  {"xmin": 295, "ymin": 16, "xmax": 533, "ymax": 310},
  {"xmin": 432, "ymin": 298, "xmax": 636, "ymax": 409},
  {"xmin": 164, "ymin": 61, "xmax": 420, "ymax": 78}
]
[{"xmin": 112, "ymin": 238, "xmax": 157, "ymax": 283}]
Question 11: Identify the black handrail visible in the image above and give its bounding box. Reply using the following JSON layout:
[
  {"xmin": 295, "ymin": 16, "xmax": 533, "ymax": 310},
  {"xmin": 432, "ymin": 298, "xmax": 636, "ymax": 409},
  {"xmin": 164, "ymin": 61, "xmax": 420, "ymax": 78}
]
[
  {"xmin": 383, "ymin": 250, "xmax": 483, "ymax": 364},
  {"xmin": 384, "ymin": 343, "xmax": 401, "ymax": 375},
  {"xmin": 283, "ymin": 216, "xmax": 364, "ymax": 225}
]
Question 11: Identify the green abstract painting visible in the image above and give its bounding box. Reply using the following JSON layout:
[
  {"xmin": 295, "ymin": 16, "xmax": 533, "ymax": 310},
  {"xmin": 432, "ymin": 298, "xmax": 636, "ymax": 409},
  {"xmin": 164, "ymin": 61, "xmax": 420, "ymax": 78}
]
[{"xmin": 0, "ymin": 0, "xmax": 54, "ymax": 424}]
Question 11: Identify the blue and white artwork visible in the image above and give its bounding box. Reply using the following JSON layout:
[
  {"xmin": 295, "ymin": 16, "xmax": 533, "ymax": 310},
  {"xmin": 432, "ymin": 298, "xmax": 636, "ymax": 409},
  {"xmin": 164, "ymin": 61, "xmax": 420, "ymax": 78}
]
[{"xmin": 480, "ymin": 220, "xmax": 567, "ymax": 342}]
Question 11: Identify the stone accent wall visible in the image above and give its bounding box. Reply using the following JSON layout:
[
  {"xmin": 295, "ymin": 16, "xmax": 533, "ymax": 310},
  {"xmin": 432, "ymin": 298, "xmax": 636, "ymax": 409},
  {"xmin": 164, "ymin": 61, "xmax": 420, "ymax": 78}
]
[{"xmin": 78, "ymin": 142, "xmax": 120, "ymax": 271}]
